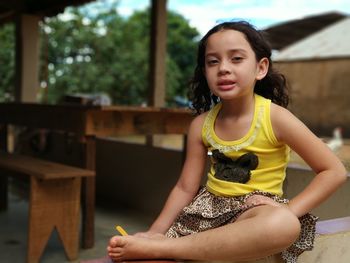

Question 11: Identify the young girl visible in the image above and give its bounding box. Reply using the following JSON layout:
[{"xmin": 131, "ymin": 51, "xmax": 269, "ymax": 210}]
[{"xmin": 107, "ymin": 21, "xmax": 347, "ymax": 263}]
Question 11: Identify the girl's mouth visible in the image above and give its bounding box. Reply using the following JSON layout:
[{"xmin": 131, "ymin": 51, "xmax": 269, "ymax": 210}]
[{"xmin": 217, "ymin": 80, "xmax": 236, "ymax": 90}]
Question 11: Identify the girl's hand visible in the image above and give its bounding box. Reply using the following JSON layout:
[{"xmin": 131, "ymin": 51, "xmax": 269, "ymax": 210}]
[{"xmin": 246, "ymin": 195, "xmax": 287, "ymax": 208}]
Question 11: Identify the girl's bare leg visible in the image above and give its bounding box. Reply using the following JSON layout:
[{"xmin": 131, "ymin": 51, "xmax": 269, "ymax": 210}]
[{"xmin": 107, "ymin": 205, "xmax": 301, "ymax": 262}]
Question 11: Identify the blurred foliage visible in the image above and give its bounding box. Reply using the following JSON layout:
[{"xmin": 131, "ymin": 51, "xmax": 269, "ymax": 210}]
[
  {"xmin": 0, "ymin": 1, "xmax": 199, "ymax": 105},
  {"xmin": 0, "ymin": 23, "xmax": 15, "ymax": 102}
]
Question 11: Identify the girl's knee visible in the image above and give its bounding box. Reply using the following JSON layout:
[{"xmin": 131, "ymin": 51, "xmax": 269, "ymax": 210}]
[{"xmin": 267, "ymin": 207, "xmax": 301, "ymax": 247}]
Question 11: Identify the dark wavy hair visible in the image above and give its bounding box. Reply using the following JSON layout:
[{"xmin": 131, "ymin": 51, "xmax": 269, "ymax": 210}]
[{"xmin": 189, "ymin": 21, "xmax": 289, "ymax": 115}]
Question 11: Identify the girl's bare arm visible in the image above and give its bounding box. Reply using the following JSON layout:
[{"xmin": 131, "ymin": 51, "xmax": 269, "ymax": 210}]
[
  {"xmin": 147, "ymin": 114, "xmax": 208, "ymax": 234},
  {"xmin": 271, "ymin": 104, "xmax": 347, "ymax": 217}
]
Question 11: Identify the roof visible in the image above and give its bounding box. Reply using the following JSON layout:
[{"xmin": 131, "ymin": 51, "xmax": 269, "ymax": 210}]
[
  {"xmin": 274, "ymin": 17, "xmax": 350, "ymax": 61},
  {"xmin": 0, "ymin": 0, "xmax": 93, "ymax": 25},
  {"xmin": 263, "ymin": 12, "xmax": 347, "ymax": 50}
]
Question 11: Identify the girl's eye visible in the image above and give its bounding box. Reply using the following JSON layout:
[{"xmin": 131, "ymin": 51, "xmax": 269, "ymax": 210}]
[
  {"xmin": 232, "ymin": 57, "xmax": 243, "ymax": 62},
  {"xmin": 206, "ymin": 59, "xmax": 219, "ymax": 65}
]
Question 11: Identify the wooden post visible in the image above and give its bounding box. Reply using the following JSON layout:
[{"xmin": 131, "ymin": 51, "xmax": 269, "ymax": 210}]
[
  {"xmin": 0, "ymin": 125, "xmax": 8, "ymax": 210},
  {"xmin": 81, "ymin": 136, "xmax": 96, "ymax": 248},
  {"xmin": 15, "ymin": 14, "xmax": 40, "ymax": 103},
  {"xmin": 148, "ymin": 0, "xmax": 167, "ymax": 146},
  {"xmin": 148, "ymin": 0, "xmax": 167, "ymax": 107}
]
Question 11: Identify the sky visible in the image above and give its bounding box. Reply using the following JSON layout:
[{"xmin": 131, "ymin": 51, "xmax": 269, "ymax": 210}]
[{"xmin": 113, "ymin": 0, "xmax": 350, "ymax": 35}]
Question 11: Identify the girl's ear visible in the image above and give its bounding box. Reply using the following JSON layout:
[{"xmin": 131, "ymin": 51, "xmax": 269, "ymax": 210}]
[{"xmin": 256, "ymin": 57, "xmax": 269, "ymax": 80}]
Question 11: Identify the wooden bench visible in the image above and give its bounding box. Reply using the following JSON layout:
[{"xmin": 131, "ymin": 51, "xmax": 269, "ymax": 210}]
[{"xmin": 0, "ymin": 152, "xmax": 95, "ymax": 263}]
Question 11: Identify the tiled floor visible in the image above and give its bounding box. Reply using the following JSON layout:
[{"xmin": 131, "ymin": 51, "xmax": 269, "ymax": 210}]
[{"xmin": 0, "ymin": 190, "xmax": 154, "ymax": 263}]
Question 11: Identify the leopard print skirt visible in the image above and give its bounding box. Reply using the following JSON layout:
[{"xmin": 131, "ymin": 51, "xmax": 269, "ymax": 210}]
[{"xmin": 165, "ymin": 187, "xmax": 318, "ymax": 263}]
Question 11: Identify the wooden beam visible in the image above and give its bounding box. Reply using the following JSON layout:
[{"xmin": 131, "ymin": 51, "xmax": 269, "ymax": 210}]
[
  {"xmin": 15, "ymin": 14, "xmax": 40, "ymax": 102},
  {"xmin": 148, "ymin": 0, "xmax": 167, "ymax": 107},
  {"xmin": 0, "ymin": 103, "xmax": 193, "ymax": 137},
  {"xmin": 0, "ymin": 103, "xmax": 88, "ymax": 136},
  {"xmin": 81, "ymin": 136, "xmax": 96, "ymax": 248},
  {"xmin": 85, "ymin": 109, "xmax": 192, "ymax": 136}
]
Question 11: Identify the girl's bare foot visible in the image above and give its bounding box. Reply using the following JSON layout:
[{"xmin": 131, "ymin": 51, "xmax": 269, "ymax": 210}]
[{"xmin": 107, "ymin": 234, "xmax": 167, "ymax": 262}]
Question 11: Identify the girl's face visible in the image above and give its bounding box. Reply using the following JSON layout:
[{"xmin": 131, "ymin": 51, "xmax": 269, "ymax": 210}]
[{"xmin": 204, "ymin": 29, "xmax": 268, "ymax": 101}]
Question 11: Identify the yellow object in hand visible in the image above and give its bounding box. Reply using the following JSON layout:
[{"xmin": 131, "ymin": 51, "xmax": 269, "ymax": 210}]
[{"xmin": 115, "ymin": 225, "xmax": 128, "ymax": 236}]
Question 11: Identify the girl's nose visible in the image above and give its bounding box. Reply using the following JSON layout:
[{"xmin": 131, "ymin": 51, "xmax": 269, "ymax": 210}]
[{"xmin": 218, "ymin": 60, "xmax": 231, "ymax": 74}]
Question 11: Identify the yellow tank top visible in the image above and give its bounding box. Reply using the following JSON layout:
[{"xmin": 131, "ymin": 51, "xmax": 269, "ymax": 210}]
[{"xmin": 202, "ymin": 94, "xmax": 290, "ymax": 197}]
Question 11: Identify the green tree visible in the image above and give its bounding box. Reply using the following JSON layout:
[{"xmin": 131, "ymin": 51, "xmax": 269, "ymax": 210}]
[
  {"xmin": 124, "ymin": 9, "xmax": 199, "ymax": 105},
  {"xmin": 40, "ymin": 7, "xmax": 121, "ymax": 103},
  {"xmin": 166, "ymin": 12, "xmax": 199, "ymax": 100},
  {"xmin": 0, "ymin": 3, "xmax": 200, "ymax": 106},
  {"xmin": 0, "ymin": 23, "xmax": 15, "ymax": 102}
]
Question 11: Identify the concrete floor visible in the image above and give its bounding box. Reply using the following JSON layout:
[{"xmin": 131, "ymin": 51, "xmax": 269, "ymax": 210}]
[{"xmin": 0, "ymin": 190, "xmax": 154, "ymax": 263}]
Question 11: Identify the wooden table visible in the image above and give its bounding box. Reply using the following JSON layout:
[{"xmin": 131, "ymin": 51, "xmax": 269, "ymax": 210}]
[{"xmin": 0, "ymin": 103, "xmax": 193, "ymax": 248}]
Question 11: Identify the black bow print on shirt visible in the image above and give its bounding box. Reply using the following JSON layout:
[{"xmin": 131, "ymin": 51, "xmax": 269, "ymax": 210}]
[{"xmin": 212, "ymin": 150, "xmax": 259, "ymax": 184}]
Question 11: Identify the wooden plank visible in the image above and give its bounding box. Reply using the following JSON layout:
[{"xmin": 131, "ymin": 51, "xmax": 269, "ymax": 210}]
[
  {"xmin": 27, "ymin": 176, "xmax": 81, "ymax": 262},
  {"xmin": 85, "ymin": 110, "xmax": 193, "ymax": 137},
  {"xmin": 0, "ymin": 103, "xmax": 193, "ymax": 137},
  {"xmin": 0, "ymin": 153, "xmax": 95, "ymax": 180},
  {"xmin": 0, "ymin": 103, "xmax": 92, "ymax": 137}
]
